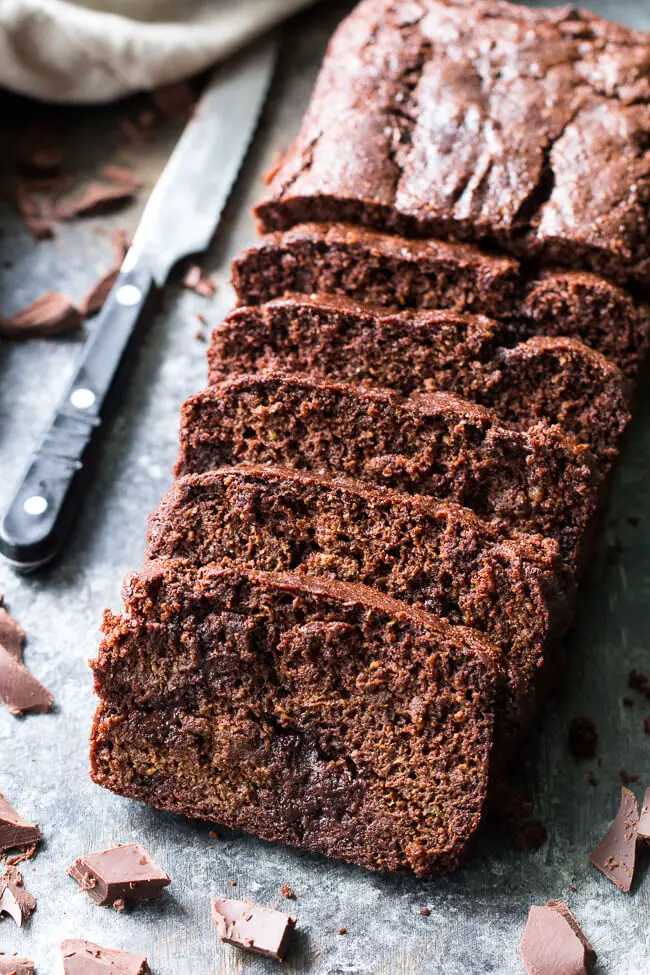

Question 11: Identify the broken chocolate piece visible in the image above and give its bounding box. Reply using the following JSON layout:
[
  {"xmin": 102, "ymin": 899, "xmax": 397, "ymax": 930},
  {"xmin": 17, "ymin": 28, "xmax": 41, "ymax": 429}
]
[
  {"xmin": 211, "ymin": 898, "xmax": 296, "ymax": 961},
  {"xmin": 0, "ymin": 603, "xmax": 25, "ymax": 660},
  {"xmin": 60, "ymin": 940, "xmax": 149, "ymax": 974},
  {"xmin": 589, "ymin": 787, "xmax": 639, "ymax": 892},
  {"xmin": 0, "ymin": 958, "xmax": 34, "ymax": 975},
  {"xmin": 0, "ymin": 645, "xmax": 54, "ymax": 716},
  {"xmin": 58, "ymin": 182, "xmax": 137, "ymax": 219},
  {"xmin": 183, "ymin": 264, "xmax": 216, "ymax": 297},
  {"xmin": 637, "ymin": 787, "xmax": 650, "ymax": 841},
  {"xmin": 521, "ymin": 900, "xmax": 596, "ymax": 975},
  {"xmin": 0, "ymin": 291, "xmax": 81, "ymax": 339},
  {"xmin": 0, "ymin": 795, "xmax": 42, "ymax": 855},
  {"xmin": 568, "ymin": 717, "xmax": 598, "ymax": 759},
  {"xmin": 67, "ymin": 843, "xmax": 170, "ymax": 907},
  {"xmin": 0, "ymin": 865, "xmax": 36, "ymax": 927}
]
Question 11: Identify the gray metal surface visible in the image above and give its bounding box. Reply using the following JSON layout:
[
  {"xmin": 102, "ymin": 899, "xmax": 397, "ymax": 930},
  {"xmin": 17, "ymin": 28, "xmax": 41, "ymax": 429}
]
[{"xmin": 0, "ymin": 3, "xmax": 649, "ymax": 972}]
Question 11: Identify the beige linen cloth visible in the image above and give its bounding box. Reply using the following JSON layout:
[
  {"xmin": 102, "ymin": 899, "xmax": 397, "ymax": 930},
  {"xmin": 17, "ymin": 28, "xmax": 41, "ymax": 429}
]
[{"xmin": 0, "ymin": 0, "xmax": 317, "ymax": 102}]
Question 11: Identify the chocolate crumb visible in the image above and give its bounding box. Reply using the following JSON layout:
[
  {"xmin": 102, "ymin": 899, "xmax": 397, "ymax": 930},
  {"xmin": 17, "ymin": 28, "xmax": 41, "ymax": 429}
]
[
  {"xmin": 620, "ymin": 768, "xmax": 640, "ymax": 785},
  {"xmin": 183, "ymin": 265, "xmax": 216, "ymax": 297},
  {"xmin": 419, "ymin": 907, "xmax": 431, "ymax": 917},
  {"xmin": 588, "ymin": 773, "xmax": 598, "ymax": 787},
  {"xmin": 628, "ymin": 669, "xmax": 650, "ymax": 699},
  {"xmin": 338, "ymin": 927, "xmax": 347, "ymax": 935},
  {"xmin": 568, "ymin": 717, "xmax": 598, "ymax": 760},
  {"xmin": 281, "ymin": 885, "xmax": 296, "ymax": 900},
  {"xmin": 195, "ymin": 330, "xmax": 207, "ymax": 342}
]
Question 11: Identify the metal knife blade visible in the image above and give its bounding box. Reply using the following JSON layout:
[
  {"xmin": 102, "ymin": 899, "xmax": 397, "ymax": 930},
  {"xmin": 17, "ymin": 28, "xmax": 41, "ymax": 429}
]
[
  {"xmin": 126, "ymin": 33, "xmax": 278, "ymax": 284},
  {"xmin": 0, "ymin": 35, "xmax": 278, "ymax": 570}
]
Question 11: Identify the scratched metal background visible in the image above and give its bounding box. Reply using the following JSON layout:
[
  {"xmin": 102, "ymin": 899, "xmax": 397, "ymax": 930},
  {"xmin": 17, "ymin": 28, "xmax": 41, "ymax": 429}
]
[{"xmin": 1, "ymin": 2, "xmax": 649, "ymax": 972}]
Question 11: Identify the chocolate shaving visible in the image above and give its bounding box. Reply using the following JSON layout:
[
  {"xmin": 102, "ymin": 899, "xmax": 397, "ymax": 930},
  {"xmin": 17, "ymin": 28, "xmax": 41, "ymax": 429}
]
[
  {"xmin": 183, "ymin": 265, "xmax": 216, "ymax": 297},
  {"xmin": 589, "ymin": 786, "xmax": 639, "ymax": 892},
  {"xmin": 60, "ymin": 940, "xmax": 149, "ymax": 975},
  {"xmin": 0, "ymin": 795, "xmax": 42, "ymax": 855},
  {"xmin": 0, "ymin": 865, "xmax": 36, "ymax": 927},
  {"xmin": 0, "ymin": 291, "xmax": 81, "ymax": 339},
  {"xmin": 57, "ymin": 182, "xmax": 137, "ymax": 219},
  {"xmin": 0, "ymin": 644, "xmax": 54, "ymax": 716},
  {"xmin": 211, "ymin": 898, "xmax": 296, "ymax": 961},
  {"xmin": 521, "ymin": 900, "xmax": 596, "ymax": 975},
  {"xmin": 6, "ymin": 844, "xmax": 37, "ymax": 867}
]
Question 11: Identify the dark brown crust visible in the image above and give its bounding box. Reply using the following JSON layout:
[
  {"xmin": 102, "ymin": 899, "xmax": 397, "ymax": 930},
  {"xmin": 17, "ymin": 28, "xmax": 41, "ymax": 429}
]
[
  {"xmin": 256, "ymin": 0, "xmax": 650, "ymax": 284},
  {"xmin": 174, "ymin": 372, "xmax": 600, "ymax": 568},
  {"xmin": 231, "ymin": 224, "xmax": 650, "ymax": 376},
  {"xmin": 207, "ymin": 295, "xmax": 631, "ymax": 465},
  {"xmin": 90, "ymin": 560, "xmax": 501, "ymax": 877}
]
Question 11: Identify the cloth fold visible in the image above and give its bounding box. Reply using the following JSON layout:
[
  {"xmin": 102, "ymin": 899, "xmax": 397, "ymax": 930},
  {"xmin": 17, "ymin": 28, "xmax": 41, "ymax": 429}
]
[{"xmin": 0, "ymin": 0, "xmax": 317, "ymax": 103}]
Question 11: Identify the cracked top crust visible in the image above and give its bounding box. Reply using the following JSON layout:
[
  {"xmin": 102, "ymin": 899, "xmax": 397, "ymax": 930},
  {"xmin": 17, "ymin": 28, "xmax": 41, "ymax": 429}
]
[{"xmin": 257, "ymin": 0, "xmax": 650, "ymax": 284}]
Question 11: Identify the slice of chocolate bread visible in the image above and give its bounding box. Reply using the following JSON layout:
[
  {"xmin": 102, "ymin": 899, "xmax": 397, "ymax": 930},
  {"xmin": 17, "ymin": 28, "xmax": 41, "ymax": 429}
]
[
  {"xmin": 175, "ymin": 373, "xmax": 600, "ymax": 568},
  {"xmin": 90, "ymin": 560, "xmax": 503, "ymax": 877},
  {"xmin": 146, "ymin": 466, "xmax": 570, "ymax": 736},
  {"xmin": 207, "ymin": 296, "xmax": 630, "ymax": 465},
  {"xmin": 231, "ymin": 225, "xmax": 650, "ymax": 376},
  {"xmin": 256, "ymin": 0, "xmax": 650, "ymax": 285}
]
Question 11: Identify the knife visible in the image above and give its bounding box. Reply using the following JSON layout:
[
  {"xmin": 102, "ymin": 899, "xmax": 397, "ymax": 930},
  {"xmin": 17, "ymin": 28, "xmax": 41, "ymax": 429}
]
[{"xmin": 0, "ymin": 35, "xmax": 278, "ymax": 571}]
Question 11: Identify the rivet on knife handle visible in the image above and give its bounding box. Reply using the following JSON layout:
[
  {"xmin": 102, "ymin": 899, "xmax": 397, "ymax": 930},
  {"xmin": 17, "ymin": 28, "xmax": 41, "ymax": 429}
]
[{"xmin": 0, "ymin": 266, "xmax": 157, "ymax": 570}]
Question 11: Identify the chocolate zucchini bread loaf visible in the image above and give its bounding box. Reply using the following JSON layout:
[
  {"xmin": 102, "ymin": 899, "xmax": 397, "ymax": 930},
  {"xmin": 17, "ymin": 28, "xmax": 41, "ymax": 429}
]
[
  {"xmin": 146, "ymin": 466, "xmax": 570, "ymax": 729},
  {"xmin": 91, "ymin": 561, "xmax": 503, "ymax": 877},
  {"xmin": 207, "ymin": 296, "xmax": 630, "ymax": 465},
  {"xmin": 175, "ymin": 372, "xmax": 600, "ymax": 567},
  {"xmin": 256, "ymin": 0, "xmax": 650, "ymax": 285},
  {"xmin": 231, "ymin": 225, "xmax": 650, "ymax": 376}
]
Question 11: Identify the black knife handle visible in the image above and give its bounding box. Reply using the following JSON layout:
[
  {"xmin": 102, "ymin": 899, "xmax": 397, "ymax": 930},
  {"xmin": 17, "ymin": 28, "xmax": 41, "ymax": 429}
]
[{"xmin": 0, "ymin": 264, "xmax": 158, "ymax": 570}]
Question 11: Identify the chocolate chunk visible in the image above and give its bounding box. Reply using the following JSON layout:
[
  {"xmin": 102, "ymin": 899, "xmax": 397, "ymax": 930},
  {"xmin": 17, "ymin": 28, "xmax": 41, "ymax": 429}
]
[
  {"xmin": 0, "ymin": 292, "xmax": 82, "ymax": 339},
  {"xmin": 0, "ymin": 604, "xmax": 25, "ymax": 661},
  {"xmin": 60, "ymin": 940, "xmax": 149, "ymax": 974},
  {"xmin": 0, "ymin": 795, "xmax": 42, "ymax": 854},
  {"xmin": 57, "ymin": 182, "xmax": 137, "ymax": 219},
  {"xmin": 183, "ymin": 265, "xmax": 216, "ymax": 297},
  {"xmin": 0, "ymin": 866, "xmax": 36, "ymax": 927},
  {"xmin": 211, "ymin": 898, "xmax": 296, "ymax": 961},
  {"xmin": 0, "ymin": 644, "xmax": 54, "ymax": 716},
  {"xmin": 67, "ymin": 843, "xmax": 170, "ymax": 907},
  {"xmin": 0, "ymin": 958, "xmax": 34, "ymax": 975},
  {"xmin": 568, "ymin": 717, "xmax": 598, "ymax": 759},
  {"xmin": 589, "ymin": 787, "xmax": 639, "ymax": 892},
  {"xmin": 521, "ymin": 900, "xmax": 596, "ymax": 975},
  {"xmin": 637, "ymin": 787, "xmax": 650, "ymax": 841}
]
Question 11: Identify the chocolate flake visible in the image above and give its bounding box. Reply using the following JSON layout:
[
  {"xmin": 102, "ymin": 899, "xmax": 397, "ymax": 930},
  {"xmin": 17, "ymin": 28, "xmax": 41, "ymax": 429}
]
[
  {"xmin": 60, "ymin": 939, "xmax": 149, "ymax": 975},
  {"xmin": 211, "ymin": 898, "xmax": 296, "ymax": 961},
  {"xmin": 0, "ymin": 644, "xmax": 54, "ymax": 716},
  {"xmin": 0, "ymin": 795, "xmax": 42, "ymax": 855},
  {"xmin": 0, "ymin": 958, "xmax": 34, "ymax": 975},
  {"xmin": 0, "ymin": 291, "xmax": 81, "ymax": 339},
  {"xmin": 58, "ymin": 182, "xmax": 137, "ymax": 219},
  {"xmin": 637, "ymin": 787, "xmax": 650, "ymax": 841},
  {"xmin": 589, "ymin": 787, "xmax": 639, "ymax": 892},
  {"xmin": 67, "ymin": 843, "xmax": 170, "ymax": 908},
  {"xmin": 568, "ymin": 717, "xmax": 598, "ymax": 760},
  {"xmin": 183, "ymin": 265, "xmax": 216, "ymax": 297},
  {"xmin": 521, "ymin": 900, "xmax": 596, "ymax": 975},
  {"xmin": 0, "ymin": 865, "xmax": 36, "ymax": 927}
]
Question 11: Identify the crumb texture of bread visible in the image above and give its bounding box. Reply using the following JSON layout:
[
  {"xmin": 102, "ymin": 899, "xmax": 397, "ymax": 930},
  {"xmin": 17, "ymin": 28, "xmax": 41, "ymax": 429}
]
[{"xmin": 90, "ymin": 562, "xmax": 501, "ymax": 877}]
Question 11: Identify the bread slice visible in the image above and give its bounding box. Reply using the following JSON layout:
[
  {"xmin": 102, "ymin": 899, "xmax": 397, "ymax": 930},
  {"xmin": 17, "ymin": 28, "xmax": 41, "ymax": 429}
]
[
  {"xmin": 90, "ymin": 560, "xmax": 503, "ymax": 877},
  {"xmin": 231, "ymin": 224, "xmax": 650, "ymax": 376},
  {"xmin": 146, "ymin": 466, "xmax": 570, "ymax": 739},
  {"xmin": 175, "ymin": 372, "xmax": 600, "ymax": 568},
  {"xmin": 208, "ymin": 295, "xmax": 630, "ymax": 465}
]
